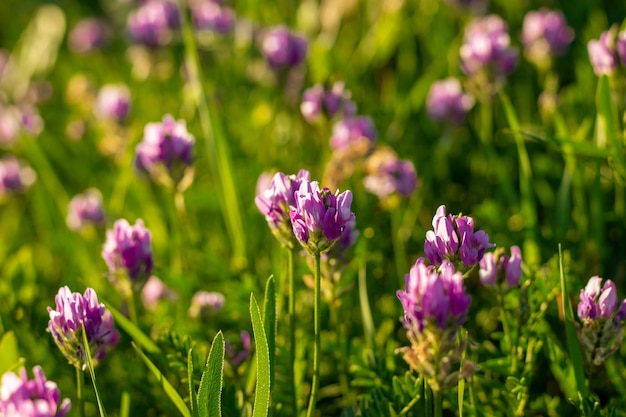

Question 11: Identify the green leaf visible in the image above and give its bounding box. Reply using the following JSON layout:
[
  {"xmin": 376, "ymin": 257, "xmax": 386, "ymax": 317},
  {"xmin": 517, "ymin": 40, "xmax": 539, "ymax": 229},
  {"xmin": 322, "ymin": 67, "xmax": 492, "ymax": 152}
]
[
  {"xmin": 81, "ymin": 324, "xmax": 108, "ymax": 417},
  {"xmin": 188, "ymin": 349, "xmax": 199, "ymax": 417},
  {"xmin": 197, "ymin": 332, "xmax": 225, "ymax": 417},
  {"xmin": 558, "ymin": 245, "xmax": 587, "ymax": 397},
  {"xmin": 262, "ymin": 276, "xmax": 276, "ymax": 393},
  {"xmin": 0, "ymin": 331, "xmax": 22, "ymax": 375},
  {"xmin": 132, "ymin": 342, "xmax": 192, "ymax": 417},
  {"xmin": 250, "ymin": 294, "xmax": 271, "ymax": 417},
  {"xmin": 120, "ymin": 391, "xmax": 131, "ymax": 417}
]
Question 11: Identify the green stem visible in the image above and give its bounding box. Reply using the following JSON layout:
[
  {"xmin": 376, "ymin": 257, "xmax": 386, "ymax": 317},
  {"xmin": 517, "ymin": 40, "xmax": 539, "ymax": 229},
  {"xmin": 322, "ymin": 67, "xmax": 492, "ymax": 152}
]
[
  {"xmin": 306, "ymin": 252, "xmax": 322, "ymax": 417},
  {"xmin": 498, "ymin": 293, "xmax": 516, "ymax": 373},
  {"xmin": 329, "ymin": 296, "xmax": 351, "ymax": 404},
  {"xmin": 358, "ymin": 256, "xmax": 376, "ymax": 366},
  {"xmin": 288, "ymin": 248, "xmax": 299, "ymax": 416},
  {"xmin": 127, "ymin": 291, "xmax": 138, "ymax": 326},
  {"xmin": 424, "ymin": 379, "xmax": 432, "ymax": 417},
  {"xmin": 434, "ymin": 389, "xmax": 443, "ymax": 417},
  {"xmin": 76, "ymin": 367, "xmax": 85, "ymax": 417},
  {"xmin": 391, "ymin": 206, "xmax": 408, "ymax": 289}
]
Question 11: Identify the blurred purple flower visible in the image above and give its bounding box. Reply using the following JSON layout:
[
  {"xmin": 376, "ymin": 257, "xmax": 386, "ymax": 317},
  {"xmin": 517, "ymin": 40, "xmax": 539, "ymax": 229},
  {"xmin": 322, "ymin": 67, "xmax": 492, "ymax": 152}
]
[
  {"xmin": 135, "ymin": 114, "xmax": 195, "ymax": 187},
  {"xmin": 479, "ymin": 246, "xmax": 523, "ymax": 289},
  {"xmin": 68, "ymin": 18, "xmax": 110, "ymax": 54},
  {"xmin": 141, "ymin": 276, "xmax": 178, "ymax": 311},
  {"xmin": 261, "ymin": 25, "xmax": 308, "ymax": 69},
  {"xmin": 95, "ymin": 84, "xmax": 131, "ymax": 123},
  {"xmin": 188, "ymin": 291, "xmax": 225, "ymax": 318},
  {"xmin": 363, "ymin": 147, "xmax": 417, "ymax": 199},
  {"xmin": 66, "ymin": 188, "xmax": 106, "ymax": 231},
  {"xmin": 0, "ymin": 366, "xmax": 71, "ymax": 417},
  {"xmin": 19, "ymin": 106, "xmax": 44, "ymax": 137},
  {"xmin": 521, "ymin": 9, "xmax": 573, "ymax": 69},
  {"xmin": 289, "ymin": 178, "xmax": 355, "ymax": 255},
  {"xmin": 255, "ymin": 169, "xmax": 311, "ymax": 249},
  {"xmin": 191, "ymin": 0, "xmax": 235, "ymax": 34},
  {"xmin": 127, "ymin": 0, "xmax": 180, "ymax": 47},
  {"xmin": 102, "ymin": 218, "xmax": 153, "ymax": 283},
  {"xmin": 460, "ymin": 15, "xmax": 518, "ymax": 79},
  {"xmin": 301, "ymin": 81, "xmax": 355, "ymax": 122},
  {"xmin": 47, "ymin": 286, "xmax": 119, "ymax": 370},
  {"xmin": 226, "ymin": 331, "xmax": 252, "ymax": 366},
  {"xmin": 587, "ymin": 28, "xmax": 626, "ymax": 76},
  {"xmin": 0, "ymin": 155, "xmax": 36, "ymax": 196},
  {"xmin": 0, "ymin": 107, "xmax": 21, "ymax": 146},
  {"xmin": 330, "ymin": 116, "xmax": 377, "ymax": 150},
  {"xmin": 424, "ymin": 205, "xmax": 494, "ymax": 271},
  {"xmin": 426, "ymin": 78, "xmax": 475, "ymax": 124}
]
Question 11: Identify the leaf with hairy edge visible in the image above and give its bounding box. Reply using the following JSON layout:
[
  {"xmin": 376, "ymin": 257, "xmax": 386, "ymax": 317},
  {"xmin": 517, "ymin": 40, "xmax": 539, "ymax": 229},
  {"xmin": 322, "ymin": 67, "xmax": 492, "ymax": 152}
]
[
  {"xmin": 132, "ymin": 342, "xmax": 192, "ymax": 417},
  {"xmin": 197, "ymin": 332, "xmax": 225, "ymax": 417},
  {"xmin": 251, "ymin": 294, "xmax": 271, "ymax": 417},
  {"xmin": 188, "ymin": 349, "xmax": 199, "ymax": 417},
  {"xmin": 263, "ymin": 276, "xmax": 276, "ymax": 393}
]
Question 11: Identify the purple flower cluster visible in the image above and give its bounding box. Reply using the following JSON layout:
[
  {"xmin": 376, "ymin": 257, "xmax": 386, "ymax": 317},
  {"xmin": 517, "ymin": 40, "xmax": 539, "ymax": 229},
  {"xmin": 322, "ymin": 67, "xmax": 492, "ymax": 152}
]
[
  {"xmin": 587, "ymin": 27, "xmax": 626, "ymax": 76},
  {"xmin": 0, "ymin": 155, "xmax": 36, "ymax": 197},
  {"xmin": 261, "ymin": 26, "xmax": 308, "ymax": 69},
  {"xmin": 188, "ymin": 290, "xmax": 226, "ymax": 318},
  {"xmin": 424, "ymin": 205, "xmax": 494, "ymax": 270},
  {"xmin": 102, "ymin": 218, "xmax": 153, "ymax": 283},
  {"xmin": 479, "ymin": 246, "xmax": 523, "ymax": 290},
  {"xmin": 127, "ymin": 0, "xmax": 180, "ymax": 47},
  {"xmin": 66, "ymin": 188, "xmax": 106, "ymax": 231},
  {"xmin": 397, "ymin": 258, "xmax": 471, "ymax": 336},
  {"xmin": 47, "ymin": 286, "xmax": 119, "ymax": 370},
  {"xmin": 0, "ymin": 366, "xmax": 71, "ymax": 417},
  {"xmin": 521, "ymin": 9, "xmax": 573, "ymax": 69},
  {"xmin": 141, "ymin": 276, "xmax": 178, "ymax": 311},
  {"xmin": 255, "ymin": 169, "xmax": 311, "ymax": 249},
  {"xmin": 226, "ymin": 331, "xmax": 252, "ymax": 366},
  {"xmin": 289, "ymin": 179, "xmax": 355, "ymax": 255},
  {"xmin": 135, "ymin": 114, "xmax": 195, "ymax": 187},
  {"xmin": 95, "ymin": 84, "xmax": 131, "ymax": 123},
  {"xmin": 577, "ymin": 276, "xmax": 626, "ymax": 368},
  {"xmin": 191, "ymin": 0, "xmax": 235, "ymax": 34},
  {"xmin": 329, "ymin": 116, "xmax": 377, "ymax": 151},
  {"xmin": 300, "ymin": 81, "xmax": 356, "ymax": 122},
  {"xmin": 426, "ymin": 78, "xmax": 475, "ymax": 125},
  {"xmin": 363, "ymin": 147, "xmax": 417, "ymax": 199},
  {"xmin": 460, "ymin": 15, "xmax": 518, "ymax": 79},
  {"xmin": 68, "ymin": 18, "xmax": 110, "ymax": 54}
]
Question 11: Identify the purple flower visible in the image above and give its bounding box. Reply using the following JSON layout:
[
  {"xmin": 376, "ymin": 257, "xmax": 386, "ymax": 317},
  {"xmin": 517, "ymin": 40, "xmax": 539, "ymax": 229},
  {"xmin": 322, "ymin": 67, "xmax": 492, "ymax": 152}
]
[
  {"xmin": 363, "ymin": 147, "xmax": 418, "ymax": 199},
  {"xmin": 460, "ymin": 15, "xmax": 518, "ymax": 79},
  {"xmin": 255, "ymin": 169, "xmax": 311, "ymax": 249},
  {"xmin": 127, "ymin": 0, "xmax": 180, "ymax": 47},
  {"xmin": 0, "ymin": 107, "xmax": 21, "ymax": 146},
  {"xmin": 330, "ymin": 116, "xmax": 377, "ymax": 150},
  {"xmin": 577, "ymin": 276, "xmax": 619, "ymax": 321},
  {"xmin": 47, "ymin": 286, "xmax": 119, "ymax": 370},
  {"xmin": 135, "ymin": 114, "xmax": 195, "ymax": 187},
  {"xmin": 301, "ymin": 81, "xmax": 355, "ymax": 122},
  {"xmin": 95, "ymin": 84, "xmax": 131, "ymax": 123},
  {"xmin": 226, "ymin": 331, "xmax": 252, "ymax": 366},
  {"xmin": 289, "ymin": 178, "xmax": 355, "ymax": 255},
  {"xmin": 261, "ymin": 26, "xmax": 308, "ymax": 69},
  {"xmin": 479, "ymin": 246, "xmax": 523, "ymax": 289},
  {"xmin": 426, "ymin": 78, "xmax": 475, "ymax": 125},
  {"xmin": 141, "ymin": 276, "xmax": 178, "ymax": 311},
  {"xmin": 68, "ymin": 18, "xmax": 110, "ymax": 54},
  {"xmin": 300, "ymin": 85, "xmax": 325, "ymax": 122},
  {"xmin": 521, "ymin": 9, "xmax": 573, "ymax": 68},
  {"xmin": 66, "ymin": 188, "xmax": 106, "ymax": 231},
  {"xmin": 397, "ymin": 258, "xmax": 471, "ymax": 336},
  {"xmin": 191, "ymin": 0, "xmax": 235, "ymax": 34},
  {"xmin": 587, "ymin": 28, "xmax": 626, "ymax": 76},
  {"xmin": 424, "ymin": 205, "xmax": 494, "ymax": 270},
  {"xmin": 0, "ymin": 366, "xmax": 71, "ymax": 417},
  {"xmin": 0, "ymin": 155, "xmax": 36, "ymax": 196},
  {"xmin": 188, "ymin": 291, "xmax": 225, "ymax": 318},
  {"xmin": 102, "ymin": 218, "xmax": 153, "ymax": 283}
]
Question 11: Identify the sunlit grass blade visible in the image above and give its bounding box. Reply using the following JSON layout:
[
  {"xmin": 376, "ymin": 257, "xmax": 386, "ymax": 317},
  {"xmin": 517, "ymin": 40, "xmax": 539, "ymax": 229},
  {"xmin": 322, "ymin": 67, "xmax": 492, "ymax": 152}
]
[
  {"xmin": 188, "ymin": 349, "xmax": 198, "ymax": 417},
  {"xmin": 120, "ymin": 390, "xmax": 131, "ymax": 417},
  {"xmin": 197, "ymin": 332, "xmax": 225, "ymax": 417},
  {"xmin": 263, "ymin": 276, "xmax": 276, "ymax": 393},
  {"xmin": 499, "ymin": 91, "xmax": 540, "ymax": 266},
  {"xmin": 81, "ymin": 324, "xmax": 108, "ymax": 417},
  {"xmin": 558, "ymin": 244, "xmax": 587, "ymax": 397},
  {"xmin": 132, "ymin": 342, "xmax": 192, "ymax": 417},
  {"xmin": 250, "ymin": 294, "xmax": 271, "ymax": 417},
  {"xmin": 0, "ymin": 331, "xmax": 22, "ymax": 375}
]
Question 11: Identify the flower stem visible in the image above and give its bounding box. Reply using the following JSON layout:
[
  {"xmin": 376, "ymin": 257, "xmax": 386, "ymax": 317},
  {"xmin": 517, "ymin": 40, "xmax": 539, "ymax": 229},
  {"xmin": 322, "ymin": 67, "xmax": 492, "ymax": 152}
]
[
  {"xmin": 498, "ymin": 293, "xmax": 516, "ymax": 372},
  {"xmin": 288, "ymin": 248, "xmax": 299, "ymax": 416},
  {"xmin": 424, "ymin": 379, "xmax": 432, "ymax": 417},
  {"xmin": 306, "ymin": 251, "xmax": 322, "ymax": 417},
  {"xmin": 434, "ymin": 389, "xmax": 443, "ymax": 417},
  {"xmin": 76, "ymin": 366, "xmax": 85, "ymax": 417}
]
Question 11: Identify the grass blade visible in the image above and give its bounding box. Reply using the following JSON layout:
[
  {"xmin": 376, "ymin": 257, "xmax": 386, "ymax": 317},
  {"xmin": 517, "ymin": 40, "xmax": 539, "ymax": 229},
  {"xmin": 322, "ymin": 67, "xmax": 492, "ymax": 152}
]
[
  {"xmin": 558, "ymin": 244, "xmax": 587, "ymax": 397},
  {"xmin": 197, "ymin": 332, "xmax": 225, "ymax": 417},
  {"xmin": 188, "ymin": 349, "xmax": 198, "ymax": 417},
  {"xmin": 132, "ymin": 342, "xmax": 192, "ymax": 417},
  {"xmin": 120, "ymin": 391, "xmax": 131, "ymax": 417},
  {"xmin": 250, "ymin": 294, "xmax": 271, "ymax": 417},
  {"xmin": 263, "ymin": 276, "xmax": 276, "ymax": 393},
  {"xmin": 81, "ymin": 324, "xmax": 108, "ymax": 417}
]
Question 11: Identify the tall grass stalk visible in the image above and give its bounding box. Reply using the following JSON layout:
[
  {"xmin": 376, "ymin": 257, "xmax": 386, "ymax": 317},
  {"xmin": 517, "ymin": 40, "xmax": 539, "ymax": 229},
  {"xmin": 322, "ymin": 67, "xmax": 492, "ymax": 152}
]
[{"xmin": 306, "ymin": 251, "xmax": 322, "ymax": 417}]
